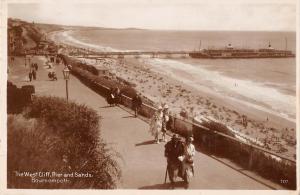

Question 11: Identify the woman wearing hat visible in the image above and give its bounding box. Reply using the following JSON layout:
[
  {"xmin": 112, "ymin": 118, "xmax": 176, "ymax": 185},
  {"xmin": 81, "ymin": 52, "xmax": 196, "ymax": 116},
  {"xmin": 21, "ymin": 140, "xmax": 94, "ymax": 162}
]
[
  {"xmin": 184, "ymin": 136, "xmax": 195, "ymax": 164},
  {"xmin": 161, "ymin": 104, "xmax": 170, "ymax": 142},
  {"xmin": 182, "ymin": 136, "xmax": 195, "ymax": 188},
  {"xmin": 149, "ymin": 106, "xmax": 163, "ymax": 143}
]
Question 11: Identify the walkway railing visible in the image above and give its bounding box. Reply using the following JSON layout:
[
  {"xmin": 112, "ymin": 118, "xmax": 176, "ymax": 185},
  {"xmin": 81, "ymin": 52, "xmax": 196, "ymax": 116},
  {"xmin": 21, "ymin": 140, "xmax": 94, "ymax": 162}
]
[{"xmin": 119, "ymin": 91, "xmax": 296, "ymax": 189}]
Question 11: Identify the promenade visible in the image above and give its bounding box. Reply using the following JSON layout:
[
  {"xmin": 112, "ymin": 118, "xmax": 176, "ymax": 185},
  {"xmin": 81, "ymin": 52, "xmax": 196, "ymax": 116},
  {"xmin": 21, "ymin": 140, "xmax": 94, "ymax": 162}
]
[{"xmin": 7, "ymin": 55, "xmax": 279, "ymax": 189}]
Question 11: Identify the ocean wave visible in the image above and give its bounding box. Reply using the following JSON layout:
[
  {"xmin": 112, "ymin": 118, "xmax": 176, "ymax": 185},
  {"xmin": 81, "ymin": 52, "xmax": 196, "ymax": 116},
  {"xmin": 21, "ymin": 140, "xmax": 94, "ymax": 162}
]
[
  {"xmin": 63, "ymin": 31, "xmax": 119, "ymax": 52},
  {"xmin": 145, "ymin": 58, "xmax": 296, "ymax": 122},
  {"xmin": 55, "ymin": 30, "xmax": 147, "ymax": 54}
]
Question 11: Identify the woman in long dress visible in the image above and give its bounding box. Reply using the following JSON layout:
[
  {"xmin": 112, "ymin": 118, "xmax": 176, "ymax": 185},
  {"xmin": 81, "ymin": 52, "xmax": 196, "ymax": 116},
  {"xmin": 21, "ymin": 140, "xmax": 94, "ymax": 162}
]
[{"xmin": 149, "ymin": 106, "xmax": 163, "ymax": 144}]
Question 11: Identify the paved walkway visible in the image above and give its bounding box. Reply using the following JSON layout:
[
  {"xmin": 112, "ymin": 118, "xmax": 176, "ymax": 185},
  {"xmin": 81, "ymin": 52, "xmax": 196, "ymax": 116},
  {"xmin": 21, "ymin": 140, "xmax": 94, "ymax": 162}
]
[{"xmin": 8, "ymin": 56, "xmax": 275, "ymax": 189}]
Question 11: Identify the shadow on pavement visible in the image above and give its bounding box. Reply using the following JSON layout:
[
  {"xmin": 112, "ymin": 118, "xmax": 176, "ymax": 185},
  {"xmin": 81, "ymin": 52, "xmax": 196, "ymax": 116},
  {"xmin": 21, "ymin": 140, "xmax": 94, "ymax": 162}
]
[
  {"xmin": 135, "ymin": 140, "xmax": 156, "ymax": 146},
  {"xmin": 193, "ymin": 142, "xmax": 275, "ymax": 189},
  {"xmin": 99, "ymin": 105, "xmax": 113, "ymax": 108},
  {"xmin": 138, "ymin": 183, "xmax": 169, "ymax": 189},
  {"xmin": 123, "ymin": 115, "xmax": 135, "ymax": 118},
  {"xmin": 139, "ymin": 181, "xmax": 186, "ymax": 189}
]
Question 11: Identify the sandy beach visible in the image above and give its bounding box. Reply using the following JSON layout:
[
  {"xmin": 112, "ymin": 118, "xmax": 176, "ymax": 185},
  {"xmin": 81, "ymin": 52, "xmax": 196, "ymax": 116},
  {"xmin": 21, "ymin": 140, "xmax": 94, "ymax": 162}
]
[{"xmin": 48, "ymin": 30, "xmax": 296, "ymax": 160}]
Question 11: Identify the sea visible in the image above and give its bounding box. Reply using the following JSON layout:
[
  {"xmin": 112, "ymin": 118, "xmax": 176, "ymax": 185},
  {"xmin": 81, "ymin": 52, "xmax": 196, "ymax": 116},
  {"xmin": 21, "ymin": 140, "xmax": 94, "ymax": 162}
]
[{"xmin": 51, "ymin": 29, "xmax": 296, "ymax": 122}]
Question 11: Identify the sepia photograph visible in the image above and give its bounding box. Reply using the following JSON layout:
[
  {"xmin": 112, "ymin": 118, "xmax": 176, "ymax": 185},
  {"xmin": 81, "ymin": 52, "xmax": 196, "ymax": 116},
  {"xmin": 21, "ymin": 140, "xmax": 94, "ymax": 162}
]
[{"xmin": 0, "ymin": 0, "xmax": 298, "ymax": 193}]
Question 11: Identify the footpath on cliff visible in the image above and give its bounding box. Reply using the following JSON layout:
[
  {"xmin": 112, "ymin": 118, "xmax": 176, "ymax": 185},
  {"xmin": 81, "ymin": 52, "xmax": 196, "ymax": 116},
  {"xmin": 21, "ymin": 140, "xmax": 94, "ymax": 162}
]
[{"xmin": 7, "ymin": 54, "xmax": 283, "ymax": 190}]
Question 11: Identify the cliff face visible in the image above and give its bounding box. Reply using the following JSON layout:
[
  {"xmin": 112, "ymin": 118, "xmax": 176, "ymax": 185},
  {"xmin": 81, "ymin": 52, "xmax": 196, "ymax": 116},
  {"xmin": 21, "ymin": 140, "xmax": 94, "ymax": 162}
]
[
  {"xmin": 8, "ymin": 18, "xmax": 61, "ymax": 55},
  {"xmin": 8, "ymin": 19, "xmax": 41, "ymax": 55}
]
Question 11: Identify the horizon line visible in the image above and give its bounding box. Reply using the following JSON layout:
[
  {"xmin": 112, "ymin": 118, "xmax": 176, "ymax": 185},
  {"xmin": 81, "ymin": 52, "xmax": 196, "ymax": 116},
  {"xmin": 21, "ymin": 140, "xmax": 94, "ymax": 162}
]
[{"xmin": 8, "ymin": 17, "xmax": 296, "ymax": 33}]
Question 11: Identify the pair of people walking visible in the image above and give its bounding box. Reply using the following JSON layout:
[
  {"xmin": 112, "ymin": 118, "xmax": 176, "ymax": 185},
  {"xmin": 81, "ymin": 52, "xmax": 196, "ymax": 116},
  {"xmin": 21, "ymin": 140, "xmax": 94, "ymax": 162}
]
[
  {"xmin": 164, "ymin": 134, "xmax": 195, "ymax": 189},
  {"xmin": 149, "ymin": 104, "xmax": 170, "ymax": 144},
  {"xmin": 31, "ymin": 63, "xmax": 38, "ymax": 71},
  {"xmin": 28, "ymin": 69, "xmax": 37, "ymax": 82},
  {"xmin": 107, "ymin": 87, "xmax": 121, "ymax": 106}
]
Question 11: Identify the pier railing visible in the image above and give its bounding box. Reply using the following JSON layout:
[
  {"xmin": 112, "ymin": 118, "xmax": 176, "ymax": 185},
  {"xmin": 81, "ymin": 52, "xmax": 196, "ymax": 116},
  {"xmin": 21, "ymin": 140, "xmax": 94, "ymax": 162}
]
[
  {"xmin": 71, "ymin": 50, "xmax": 195, "ymax": 57},
  {"xmin": 65, "ymin": 55, "xmax": 296, "ymax": 189}
]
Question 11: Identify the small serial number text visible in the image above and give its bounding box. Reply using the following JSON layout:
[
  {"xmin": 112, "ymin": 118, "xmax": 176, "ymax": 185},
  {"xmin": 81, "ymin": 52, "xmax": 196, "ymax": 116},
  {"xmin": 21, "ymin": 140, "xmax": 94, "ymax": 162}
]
[{"xmin": 280, "ymin": 179, "xmax": 288, "ymax": 184}]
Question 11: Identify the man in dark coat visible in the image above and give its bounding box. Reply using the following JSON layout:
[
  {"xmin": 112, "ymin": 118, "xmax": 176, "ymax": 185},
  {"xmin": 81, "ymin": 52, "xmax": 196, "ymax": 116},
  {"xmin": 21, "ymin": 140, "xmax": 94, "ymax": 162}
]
[
  {"xmin": 28, "ymin": 71, "xmax": 32, "ymax": 82},
  {"xmin": 107, "ymin": 88, "xmax": 115, "ymax": 106},
  {"xmin": 113, "ymin": 87, "xmax": 121, "ymax": 106},
  {"xmin": 164, "ymin": 134, "xmax": 184, "ymax": 189},
  {"xmin": 34, "ymin": 63, "xmax": 38, "ymax": 71},
  {"xmin": 132, "ymin": 93, "xmax": 142, "ymax": 117},
  {"xmin": 32, "ymin": 69, "xmax": 36, "ymax": 80}
]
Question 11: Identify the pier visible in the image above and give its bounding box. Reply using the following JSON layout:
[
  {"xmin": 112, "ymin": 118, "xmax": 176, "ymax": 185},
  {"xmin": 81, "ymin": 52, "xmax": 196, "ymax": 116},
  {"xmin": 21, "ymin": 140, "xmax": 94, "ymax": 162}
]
[{"xmin": 69, "ymin": 50, "xmax": 196, "ymax": 59}]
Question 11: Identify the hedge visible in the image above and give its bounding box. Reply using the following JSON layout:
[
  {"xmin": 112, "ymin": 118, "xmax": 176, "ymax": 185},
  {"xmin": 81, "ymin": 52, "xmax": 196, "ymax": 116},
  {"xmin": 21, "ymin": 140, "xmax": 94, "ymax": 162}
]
[
  {"xmin": 8, "ymin": 96, "xmax": 121, "ymax": 189},
  {"xmin": 7, "ymin": 82, "xmax": 34, "ymax": 114}
]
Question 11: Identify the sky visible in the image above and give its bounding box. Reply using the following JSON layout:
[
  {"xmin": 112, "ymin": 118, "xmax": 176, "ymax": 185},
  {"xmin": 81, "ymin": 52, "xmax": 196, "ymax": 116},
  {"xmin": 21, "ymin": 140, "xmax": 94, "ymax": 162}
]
[{"xmin": 7, "ymin": 0, "xmax": 297, "ymax": 31}]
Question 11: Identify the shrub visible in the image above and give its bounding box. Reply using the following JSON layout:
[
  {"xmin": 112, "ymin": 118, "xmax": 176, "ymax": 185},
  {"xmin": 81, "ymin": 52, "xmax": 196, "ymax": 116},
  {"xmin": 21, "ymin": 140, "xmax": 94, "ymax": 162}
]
[
  {"xmin": 8, "ymin": 96, "xmax": 121, "ymax": 189},
  {"xmin": 7, "ymin": 82, "xmax": 34, "ymax": 114},
  {"xmin": 26, "ymin": 96, "xmax": 100, "ymax": 143},
  {"xmin": 7, "ymin": 115, "xmax": 65, "ymax": 188}
]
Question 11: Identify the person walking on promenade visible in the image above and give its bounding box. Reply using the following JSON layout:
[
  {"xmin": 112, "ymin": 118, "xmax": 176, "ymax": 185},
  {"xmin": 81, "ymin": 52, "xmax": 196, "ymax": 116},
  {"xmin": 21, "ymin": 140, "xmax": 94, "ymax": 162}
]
[
  {"xmin": 181, "ymin": 136, "xmax": 195, "ymax": 189},
  {"xmin": 56, "ymin": 57, "xmax": 60, "ymax": 64},
  {"xmin": 107, "ymin": 88, "xmax": 115, "ymax": 107},
  {"xmin": 32, "ymin": 69, "xmax": 36, "ymax": 80},
  {"xmin": 162, "ymin": 104, "xmax": 170, "ymax": 142},
  {"xmin": 132, "ymin": 93, "xmax": 142, "ymax": 117},
  {"xmin": 114, "ymin": 87, "xmax": 121, "ymax": 106},
  {"xmin": 164, "ymin": 134, "xmax": 184, "ymax": 189},
  {"xmin": 34, "ymin": 63, "xmax": 38, "ymax": 71},
  {"xmin": 149, "ymin": 106, "xmax": 163, "ymax": 144},
  {"xmin": 28, "ymin": 71, "xmax": 32, "ymax": 82}
]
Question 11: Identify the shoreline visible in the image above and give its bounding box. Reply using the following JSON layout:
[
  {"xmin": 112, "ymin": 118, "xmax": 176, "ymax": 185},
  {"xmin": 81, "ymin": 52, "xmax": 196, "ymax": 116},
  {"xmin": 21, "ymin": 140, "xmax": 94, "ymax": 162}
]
[
  {"xmin": 48, "ymin": 30, "xmax": 296, "ymax": 159},
  {"xmin": 50, "ymin": 30, "xmax": 296, "ymax": 120}
]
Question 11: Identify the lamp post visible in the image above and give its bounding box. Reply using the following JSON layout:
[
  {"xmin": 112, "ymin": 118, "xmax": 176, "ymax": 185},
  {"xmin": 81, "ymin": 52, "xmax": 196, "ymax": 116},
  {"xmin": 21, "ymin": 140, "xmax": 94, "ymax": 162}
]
[{"xmin": 63, "ymin": 67, "xmax": 70, "ymax": 101}]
